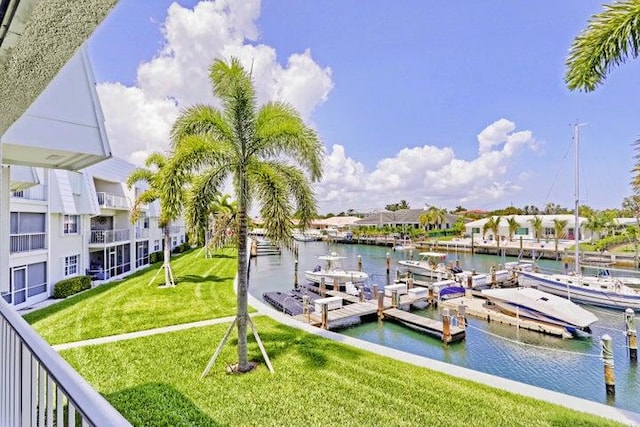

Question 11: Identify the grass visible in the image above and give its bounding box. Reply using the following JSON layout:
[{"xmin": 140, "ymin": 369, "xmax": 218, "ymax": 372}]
[
  {"xmin": 25, "ymin": 248, "xmax": 240, "ymax": 344},
  {"xmin": 26, "ymin": 247, "xmax": 625, "ymax": 426},
  {"xmin": 61, "ymin": 317, "xmax": 621, "ymax": 427}
]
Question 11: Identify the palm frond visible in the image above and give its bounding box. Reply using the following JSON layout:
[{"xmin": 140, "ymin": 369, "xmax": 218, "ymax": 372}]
[
  {"xmin": 125, "ymin": 168, "xmax": 155, "ymax": 189},
  {"xmin": 566, "ymin": 0, "xmax": 640, "ymax": 91},
  {"xmin": 273, "ymin": 162, "xmax": 317, "ymax": 230},
  {"xmin": 145, "ymin": 152, "xmax": 168, "ymax": 169},
  {"xmin": 170, "ymin": 105, "xmax": 233, "ymax": 149},
  {"xmin": 255, "ymin": 101, "xmax": 324, "ymax": 181},
  {"xmin": 184, "ymin": 170, "xmax": 227, "ymax": 245},
  {"xmin": 249, "ymin": 162, "xmax": 294, "ymax": 244},
  {"xmin": 130, "ymin": 189, "xmax": 159, "ymax": 224}
]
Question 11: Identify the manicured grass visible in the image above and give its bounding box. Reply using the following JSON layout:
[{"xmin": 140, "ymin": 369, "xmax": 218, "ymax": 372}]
[
  {"xmin": 25, "ymin": 248, "xmax": 240, "ymax": 344},
  {"xmin": 61, "ymin": 317, "xmax": 622, "ymax": 427}
]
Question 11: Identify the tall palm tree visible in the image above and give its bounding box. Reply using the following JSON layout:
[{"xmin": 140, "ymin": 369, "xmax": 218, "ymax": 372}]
[
  {"xmin": 126, "ymin": 152, "xmax": 181, "ymax": 287},
  {"xmin": 528, "ymin": 215, "xmax": 543, "ymax": 243},
  {"xmin": 552, "ymin": 218, "xmax": 568, "ymax": 259},
  {"xmin": 506, "ymin": 216, "xmax": 520, "ymax": 242},
  {"xmin": 486, "ymin": 216, "xmax": 502, "ymax": 249},
  {"xmin": 566, "ymin": 0, "xmax": 640, "ymax": 91},
  {"xmin": 166, "ymin": 57, "xmax": 322, "ymax": 373},
  {"xmin": 428, "ymin": 206, "xmax": 447, "ymax": 231}
]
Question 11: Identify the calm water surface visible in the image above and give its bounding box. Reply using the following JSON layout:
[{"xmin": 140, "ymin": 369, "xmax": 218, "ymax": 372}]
[{"xmin": 248, "ymin": 241, "xmax": 640, "ymax": 413}]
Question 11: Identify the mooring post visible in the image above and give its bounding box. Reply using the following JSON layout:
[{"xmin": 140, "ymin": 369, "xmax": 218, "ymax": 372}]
[
  {"xmin": 251, "ymin": 239, "xmax": 257, "ymax": 257},
  {"xmin": 391, "ymin": 289, "xmax": 398, "ymax": 308},
  {"xmin": 407, "ymin": 277, "xmax": 414, "ymax": 289},
  {"xmin": 320, "ymin": 277, "xmax": 326, "ymax": 297},
  {"xmin": 442, "ymin": 308, "xmax": 451, "ymax": 343},
  {"xmin": 625, "ymin": 308, "xmax": 637, "ymax": 360},
  {"xmin": 457, "ymin": 303, "xmax": 466, "ymax": 329},
  {"xmin": 372, "ymin": 284, "xmax": 378, "ymax": 300},
  {"xmin": 294, "ymin": 260, "xmax": 299, "ymax": 288},
  {"xmin": 377, "ymin": 291, "xmax": 384, "ymax": 319},
  {"xmin": 302, "ymin": 295, "xmax": 309, "ymax": 318},
  {"xmin": 358, "ymin": 287, "xmax": 364, "ymax": 302},
  {"xmin": 333, "ymin": 277, "xmax": 339, "ymax": 292},
  {"xmin": 601, "ymin": 334, "xmax": 615, "ymax": 396},
  {"xmin": 386, "ymin": 252, "xmax": 391, "ymax": 277},
  {"xmin": 321, "ymin": 303, "xmax": 328, "ymax": 330},
  {"xmin": 357, "ymin": 255, "xmax": 362, "ymax": 272},
  {"xmin": 428, "ymin": 286, "xmax": 434, "ymax": 306}
]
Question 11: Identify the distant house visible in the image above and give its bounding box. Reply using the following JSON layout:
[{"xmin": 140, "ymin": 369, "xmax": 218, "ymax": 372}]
[
  {"xmin": 464, "ymin": 214, "xmax": 588, "ymax": 241},
  {"xmin": 355, "ymin": 208, "xmax": 458, "ymax": 231}
]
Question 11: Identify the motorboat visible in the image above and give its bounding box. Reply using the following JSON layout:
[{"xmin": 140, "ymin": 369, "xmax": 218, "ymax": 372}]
[
  {"xmin": 432, "ymin": 279, "xmax": 465, "ymax": 300},
  {"xmin": 292, "ymin": 231, "xmax": 321, "ymax": 242},
  {"xmin": 304, "ymin": 252, "xmax": 369, "ymax": 285},
  {"xmin": 482, "ymin": 287, "xmax": 598, "ymax": 337},
  {"xmin": 398, "ymin": 252, "xmax": 456, "ymax": 281},
  {"xmin": 518, "ymin": 270, "xmax": 640, "ymax": 310}
]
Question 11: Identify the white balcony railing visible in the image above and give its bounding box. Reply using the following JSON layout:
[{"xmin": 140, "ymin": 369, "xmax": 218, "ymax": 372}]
[
  {"xmin": 10, "ymin": 233, "xmax": 47, "ymax": 253},
  {"xmin": 96, "ymin": 192, "xmax": 129, "ymax": 209},
  {"xmin": 90, "ymin": 229, "xmax": 130, "ymax": 244},
  {"xmin": 0, "ymin": 298, "xmax": 131, "ymax": 426},
  {"xmin": 11, "ymin": 185, "xmax": 48, "ymax": 201},
  {"xmin": 135, "ymin": 228, "xmax": 149, "ymax": 239}
]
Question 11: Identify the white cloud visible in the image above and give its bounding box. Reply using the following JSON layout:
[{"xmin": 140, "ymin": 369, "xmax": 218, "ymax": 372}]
[
  {"xmin": 316, "ymin": 119, "xmax": 538, "ymax": 213},
  {"xmin": 98, "ymin": 0, "xmax": 333, "ymax": 165}
]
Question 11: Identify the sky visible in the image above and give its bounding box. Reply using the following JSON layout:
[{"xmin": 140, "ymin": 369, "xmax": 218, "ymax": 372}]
[{"xmin": 86, "ymin": 0, "xmax": 640, "ymax": 215}]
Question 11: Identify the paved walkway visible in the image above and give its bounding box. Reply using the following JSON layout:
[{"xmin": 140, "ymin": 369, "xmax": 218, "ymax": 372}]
[{"xmin": 52, "ymin": 314, "xmax": 261, "ymax": 351}]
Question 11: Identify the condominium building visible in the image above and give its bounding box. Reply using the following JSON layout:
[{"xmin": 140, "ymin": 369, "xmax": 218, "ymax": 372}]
[{"xmin": 3, "ymin": 159, "xmax": 186, "ymax": 309}]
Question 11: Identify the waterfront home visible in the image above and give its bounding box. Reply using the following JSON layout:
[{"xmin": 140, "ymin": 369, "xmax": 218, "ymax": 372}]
[
  {"xmin": 355, "ymin": 208, "xmax": 459, "ymax": 232},
  {"xmin": 464, "ymin": 214, "xmax": 588, "ymax": 242}
]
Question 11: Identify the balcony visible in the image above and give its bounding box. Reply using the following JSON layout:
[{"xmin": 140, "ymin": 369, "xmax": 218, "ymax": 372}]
[
  {"xmin": 135, "ymin": 228, "xmax": 150, "ymax": 239},
  {"xmin": 11, "ymin": 184, "xmax": 48, "ymax": 201},
  {"xmin": 0, "ymin": 298, "xmax": 131, "ymax": 425},
  {"xmin": 10, "ymin": 233, "xmax": 47, "ymax": 253},
  {"xmin": 90, "ymin": 229, "xmax": 130, "ymax": 245},
  {"xmin": 96, "ymin": 192, "xmax": 129, "ymax": 210}
]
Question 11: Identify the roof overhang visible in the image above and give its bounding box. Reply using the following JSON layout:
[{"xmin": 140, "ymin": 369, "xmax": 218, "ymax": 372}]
[{"xmin": 0, "ymin": 0, "xmax": 118, "ymax": 143}]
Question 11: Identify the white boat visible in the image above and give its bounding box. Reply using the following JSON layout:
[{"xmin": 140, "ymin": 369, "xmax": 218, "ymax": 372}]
[
  {"xmin": 304, "ymin": 253, "xmax": 369, "ymax": 285},
  {"xmin": 482, "ymin": 287, "xmax": 598, "ymax": 337},
  {"xmin": 292, "ymin": 232, "xmax": 321, "ymax": 242},
  {"xmin": 518, "ymin": 124, "xmax": 640, "ymax": 310},
  {"xmin": 398, "ymin": 252, "xmax": 455, "ymax": 281}
]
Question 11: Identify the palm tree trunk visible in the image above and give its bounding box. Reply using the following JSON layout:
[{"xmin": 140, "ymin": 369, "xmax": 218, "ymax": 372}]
[
  {"xmin": 236, "ymin": 191, "xmax": 250, "ymax": 371},
  {"xmin": 163, "ymin": 225, "xmax": 172, "ymax": 286}
]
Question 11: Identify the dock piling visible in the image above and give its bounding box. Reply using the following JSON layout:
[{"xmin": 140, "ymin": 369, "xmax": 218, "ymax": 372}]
[
  {"xmin": 377, "ymin": 291, "xmax": 384, "ymax": 319},
  {"xmin": 302, "ymin": 295, "xmax": 309, "ymax": 320},
  {"xmin": 357, "ymin": 255, "xmax": 362, "ymax": 272},
  {"xmin": 407, "ymin": 277, "xmax": 414, "ymax": 289},
  {"xmin": 601, "ymin": 334, "xmax": 615, "ymax": 396},
  {"xmin": 386, "ymin": 252, "xmax": 391, "ymax": 277},
  {"xmin": 391, "ymin": 289, "xmax": 399, "ymax": 308},
  {"xmin": 333, "ymin": 277, "xmax": 339, "ymax": 292},
  {"xmin": 457, "ymin": 303, "xmax": 466, "ymax": 329},
  {"xmin": 321, "ymin": 304, "xmax": 328, "ymax": 330},
  {"xmin": 442, "ymin": 308, "xmax": 452, "ymax": 343},
  {"xmin": 625, "ymin": 308, "xmax": 637, "ymax": 361},
  {"xmin": 320, "ymin": 278, "xmax": 326, "ymax": 297},
  {"xmin": 372, "ymin": 284, "xmax": 378, "ymax": 300},
  {"xmin": 294, "ymin": 260, "xmax": 298, "ymax": 288},
  {"xmin": 358, "ymin": 287, "xmax": 364, "ymax": 302}
]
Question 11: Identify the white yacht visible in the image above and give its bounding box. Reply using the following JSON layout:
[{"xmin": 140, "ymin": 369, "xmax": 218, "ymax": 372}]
[{"xmin": 304, "ymin": 253, "xmax": 369, "ymax": 285}]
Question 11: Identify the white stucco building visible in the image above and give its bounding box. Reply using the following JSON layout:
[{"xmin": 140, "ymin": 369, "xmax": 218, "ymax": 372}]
[{"xmin": 464, "ymin": 214, "xmax": 589, "ymax": 242}]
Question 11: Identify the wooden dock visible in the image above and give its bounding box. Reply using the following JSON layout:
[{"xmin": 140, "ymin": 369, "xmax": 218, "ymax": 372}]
[
  {"xmin": 439, "ymin": 296, "xmax": 571, "ymax": 338},
  {"xmin": 383, "ymin": 308, "xmax": 465, "ymax": 343}
]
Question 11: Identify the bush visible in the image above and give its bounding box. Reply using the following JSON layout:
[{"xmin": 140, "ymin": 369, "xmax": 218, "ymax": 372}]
[
  {"xmin": 149, "ymin": 251, "xmax": 163, "ymax": 264},
  {"xmin": 53, "ymin": 276, "xmax": 91, "ymax": 299}
]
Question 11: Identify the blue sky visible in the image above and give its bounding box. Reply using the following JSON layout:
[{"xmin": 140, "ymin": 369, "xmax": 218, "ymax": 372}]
[{"xmin": 87, "ymin": 1, "xmax": 640, "ymax": 214}]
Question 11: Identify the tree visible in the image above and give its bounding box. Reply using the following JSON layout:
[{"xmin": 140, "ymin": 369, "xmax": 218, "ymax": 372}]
[
  {"xmin": 506, "ymin": 216, "xmax": 520, "ymax": 242},
  {"xmin": 126, "ymin": 152, "xmax": 181, "ymax": 287},
  {"xmin": 486, "ymin": 216, "xmax": 502, "ymax": 249},
  {"xmin": 168, "ymin": 57, "xmax": 323, "ymax": 373},
  {"xmin": 528, "ymin": 215, "xmax": 543, "ymax": 242},
  {"xmin": 552, "ymin": 218, "xmax": 568, "ymax": 259},
  {"xmin": 565, "ymin": 0, "xmax": 640, "ymax": 92}
]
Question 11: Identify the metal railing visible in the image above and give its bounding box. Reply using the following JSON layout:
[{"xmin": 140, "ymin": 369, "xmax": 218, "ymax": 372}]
[
  {"xmin": 10, "ymin": 233, "xmax": 46, "ymax": 253},
  {"xmin": 11, "ymin": 185, "xmax": 48, "ymax": 201},
  {"xmin": 135, "ymin": 228, "xmax": 149, "ymax": 239},
  {"xmin": 90, "ymin": 229, "xmax": 130, "ymax": 244},
  {"xmin": 96, "ymin": 192, "xmax": 129, "ymax": 209},
  {"xmin": 0, "ymin": 298, "xmax": 131, "ymax": 426}
]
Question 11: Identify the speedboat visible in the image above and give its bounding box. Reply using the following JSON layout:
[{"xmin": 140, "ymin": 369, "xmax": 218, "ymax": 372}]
[
  {"xmin": 482, "ymin": 287, "xmax": 598, "ymax": 337},
  {"xmin": 398, "ymin": 252, "xmax": 456, "ymax": 281},
  {"xmin": 292, "ymin": 232, "xmax": 321, "ymax": 242},
  {"xmin": 304, "ymin": 252, "xmax": 369, "ymax": 285},
  {"xmin": 518, "ymin": 270, "xmax": 640, "ymax": 310}
]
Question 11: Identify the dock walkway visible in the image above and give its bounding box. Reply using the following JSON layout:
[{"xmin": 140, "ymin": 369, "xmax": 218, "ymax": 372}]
[{"xmin": 383, "ymin": 308, "xmax": 465, "ymax": 343}]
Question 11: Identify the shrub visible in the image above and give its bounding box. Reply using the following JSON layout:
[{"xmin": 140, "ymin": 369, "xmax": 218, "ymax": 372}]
[
  {"xmin": 149, "ymin": 251, "xmax": 163, "ymax": 264},
  {"xmin": 53, "ymin": 276, "xmax": 91, "ymax": 299}
]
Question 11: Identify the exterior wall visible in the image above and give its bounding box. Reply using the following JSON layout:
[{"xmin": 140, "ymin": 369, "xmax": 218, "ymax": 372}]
[
  {"xmin": 49, "ymin": 213, "xmax": 89, "ymax": 285},
  {"xmin": 464, "ymin": 215, "xmax": 586, "ymax": 241}
]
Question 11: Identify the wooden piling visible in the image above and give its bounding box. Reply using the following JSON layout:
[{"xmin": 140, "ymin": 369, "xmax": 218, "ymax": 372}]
[
  {"xmin": 294, "ymin": 260, "xmax": 298, "ymax": 288},
  {"xmin": 391, "ymin": 290, "xmax": 398, "ymax": 308},
  {"xmin": 302, "ymin": 295, "xmax": 309, "ymax": 316},
  {"xmin": 358, "ymin": 288, "xmax": 364, "ymax": 302},
  {"xmin": 386, "ymin": 252, "xmax": 391, "ymax": 277},
  {"xmin": 601, "ymin": 334, "xmax": 615, "ymax": 396},
  {"xmin": 357, "ymin": 255, "xmax": 362, "ymax": 272},
  {"xmin": 407, "ymin": 277, "xmax": 414, "ymax": 289},
  {"xmin": 320, "ymin": 277, "xmax": 326, "ymax": 297},
  {"xmin": 377, "ymin": 291, "xmax": 385, "ymax": 319},
  {"xmin": 457, "ymin": 303, "xmax": 466, "ymax": 329},
  {"xmin": 250, "ymin": 239, "xmax": 257, "ymax": 257},
  {"xmin": 372, "ymin": 284, "xmax": 378, "ymax": 299},
  {"xmin": 625, "ymin": 308, "xmax": 637, "ymax": 361},
  {"xmin": 442, "ymin": 308, "xmax": 452, "ymax": 343},
  {"xmin": 321, "ymin": 304, "xmax": 328, "ymax": 330},
  {"xmin": 333, "ymin": 277, "xmax": 339, "ymax": 291},
  {"xmin": 428, "ymin": 286, "xmax": 434, "ymax": 306}
]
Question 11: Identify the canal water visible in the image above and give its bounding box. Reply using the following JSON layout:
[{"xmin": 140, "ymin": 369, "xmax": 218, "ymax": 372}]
[{"xmin": 248, "ymin": 241, "xmax": 640, "ymax": 413}]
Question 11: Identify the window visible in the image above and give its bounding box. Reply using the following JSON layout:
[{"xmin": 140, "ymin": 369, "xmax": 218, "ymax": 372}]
[
  {"xmin": 472, "ymin": 227, "xmax": 481, "ymax": 234},
  {"xmin": 515, "ymin": 227, "xmax": 529, "ymax": 236},
  {"xmin": 64, "ymin": 215, "xmax": 79, "ymax": 234},
  {"xmin": 153, "ymin": 240, "xmax": 160, "ymax": 252},
  {"xmin": 3, "ymin": 262, "xmax": 47, "ymax": 305},
  {"xmin": 10, "ymin": 212, "xmax": 45, "ymax": 234},
  {"xmin": 65, "ymin": 255, "xmax": 79, "ymax": 276}
]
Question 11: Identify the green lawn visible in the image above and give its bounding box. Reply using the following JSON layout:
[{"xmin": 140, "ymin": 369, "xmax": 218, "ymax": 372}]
[
  {"xmin": 61, "ymin": 317, "xmax": 621, "ymax": 427},
  {"xmin": 25, "ymin": 248, "xmax": 239, "ymax": 344}
]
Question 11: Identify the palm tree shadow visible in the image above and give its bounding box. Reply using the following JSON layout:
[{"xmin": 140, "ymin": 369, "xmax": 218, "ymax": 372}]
[
  {"xmin": 106, "ymin": 382, "xmax": 220, "ymax": 426},
  {"xmin": 177, "ymin": 274, "xmax": 233, "ymax": 284}
]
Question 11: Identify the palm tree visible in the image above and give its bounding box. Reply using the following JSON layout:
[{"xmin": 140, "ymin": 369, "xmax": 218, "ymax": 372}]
[
  {"xmin": 126, "ymin": 152, "xmax": 181, "ymax": 287},
  {"xmin": 506, "ymin": 216, "xmax": 520, "ymax": 242},
  {"xmin": 552, "ymin": 218, "xmax": 568, "ymax": 259},
  {"xmin": 486, "ymin": 216, "xmax": 502, "ymax": 249},
  {"xmin": 167, "ymin": 57, "xmax": 322, "ymax": 373},
  {"xmin": 528, "ymin": 215, "xmax": 543, "ymax": 242},
  {"xmin": 566, "ymin": 0, "xmax": 640, "ymax": 91}
]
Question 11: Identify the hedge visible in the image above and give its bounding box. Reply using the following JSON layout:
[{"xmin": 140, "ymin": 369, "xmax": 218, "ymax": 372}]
[
  {"xmin": 149, "ymin": 251, "xmax": 163, "ymax": 264},
  {"xmin": 52, "ymin": 275, "xmax": 91, "ymax": 299}
]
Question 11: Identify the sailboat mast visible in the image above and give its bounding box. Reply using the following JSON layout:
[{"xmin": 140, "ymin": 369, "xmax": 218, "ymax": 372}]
[{"xmin": 573, "ymin": 122, "xmax": 587, "ymax": 274}]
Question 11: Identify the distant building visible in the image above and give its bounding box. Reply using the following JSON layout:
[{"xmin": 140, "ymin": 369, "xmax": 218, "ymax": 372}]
[
  {"xmin": 355, "ymin": 208, "xmax": 458, "ymax": 231},
  {"xmin": 463, "ymin": 214, "xmax": 588, "ymax": 242}
]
